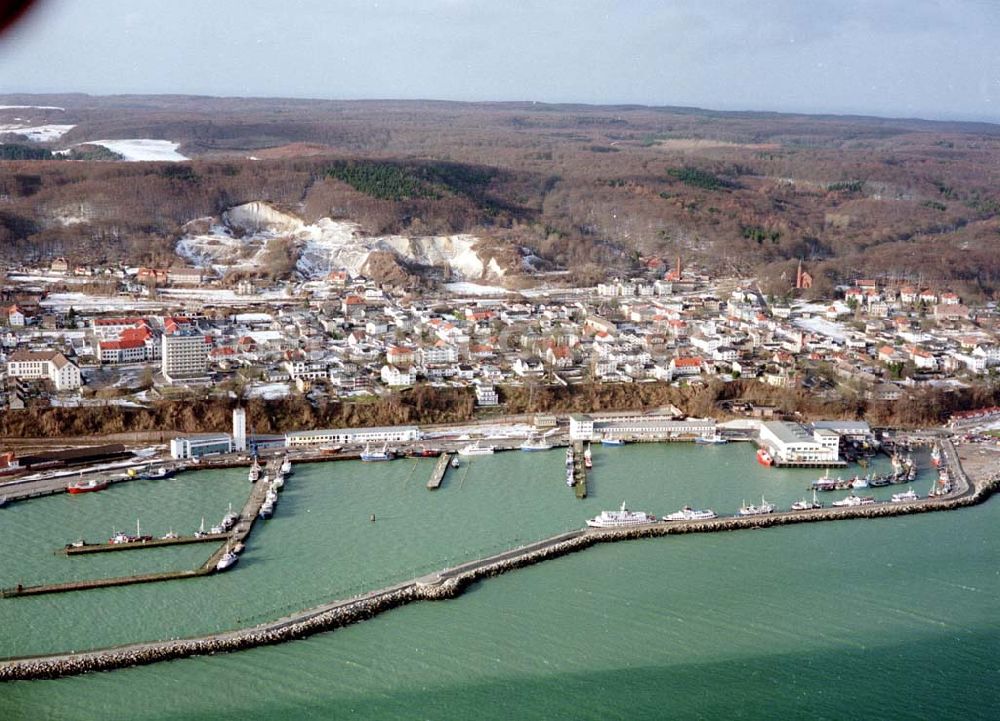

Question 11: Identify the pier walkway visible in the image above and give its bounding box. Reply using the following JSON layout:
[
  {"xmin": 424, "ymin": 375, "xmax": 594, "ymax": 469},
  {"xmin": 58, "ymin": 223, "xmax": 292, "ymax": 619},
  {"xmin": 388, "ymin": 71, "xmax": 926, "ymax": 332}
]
[
  {"xmin": 572, "ymin": 442, "xmax": 587, "ymax": 498},
  {"xmin": 60, "ymin": 533, "xmax": 227, "ymax": 555},
  {"xmin": 426, "ymin": 453, "xmax": 451, "ymax": 490}
]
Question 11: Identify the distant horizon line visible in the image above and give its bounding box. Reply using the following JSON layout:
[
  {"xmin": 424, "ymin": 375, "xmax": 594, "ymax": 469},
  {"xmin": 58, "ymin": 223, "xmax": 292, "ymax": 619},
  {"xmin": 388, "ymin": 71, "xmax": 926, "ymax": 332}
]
[{"xmin": 0, "ymin": 90, "xmax": 998, "ymax": 128}]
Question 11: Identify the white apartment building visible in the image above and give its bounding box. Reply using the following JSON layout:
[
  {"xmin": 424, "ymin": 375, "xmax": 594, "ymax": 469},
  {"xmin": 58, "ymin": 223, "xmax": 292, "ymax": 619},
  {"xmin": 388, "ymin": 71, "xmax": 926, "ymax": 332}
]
[
  {"xmin": 161, "ymin": 332, "xmax": 209, "ymax": 383},
  {"xmin": 6, "ymin": 349, "xmax": 82, "ymax": 391},
  {"xmin": 475, "ymin": 383, "xmax": 499, "ymax": 406}
]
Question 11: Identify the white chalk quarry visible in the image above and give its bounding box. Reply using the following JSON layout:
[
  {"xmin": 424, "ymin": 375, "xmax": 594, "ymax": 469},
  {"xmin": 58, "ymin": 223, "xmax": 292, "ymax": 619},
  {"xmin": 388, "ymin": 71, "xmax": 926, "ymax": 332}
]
[{"xmin": 177, "ymin": 201, "xmax": 514, "ymax": 281}]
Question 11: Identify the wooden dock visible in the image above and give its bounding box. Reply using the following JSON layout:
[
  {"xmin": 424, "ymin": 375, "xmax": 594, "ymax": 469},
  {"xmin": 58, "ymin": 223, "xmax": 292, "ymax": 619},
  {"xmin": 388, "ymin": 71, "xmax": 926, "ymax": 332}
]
[
  {"xmin": 59, "ymin": 534, "xmax": 228, "ymax": 555},
  {"xmin": 426, "ymin": 453, "xmax": 452, "ymax": 490},
  {"xmin": 2, "ymin": 459, "xmax": 284, "ymax": 599}
]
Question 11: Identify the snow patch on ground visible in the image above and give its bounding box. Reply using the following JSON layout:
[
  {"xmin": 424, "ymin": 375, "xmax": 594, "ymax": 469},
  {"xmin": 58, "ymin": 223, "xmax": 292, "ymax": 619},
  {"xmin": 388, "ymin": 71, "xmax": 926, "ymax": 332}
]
[
  {"xmin": 0, "ymin": 123, "xmax": 75, "ymax": 141},
  {"xmin": 443, "ymin": 282, "xmax": 511, "ymax": 296},
  {"xmin": 82, "ymin": 139, "xmax": 188, "ymax": 162},
  {"xmin": 793, "ymin": 316, "xmax": 849, "ymax": 342},
  {"xmin": 246, "ymin": 382, "xmax": 291, "ymax": 400}
]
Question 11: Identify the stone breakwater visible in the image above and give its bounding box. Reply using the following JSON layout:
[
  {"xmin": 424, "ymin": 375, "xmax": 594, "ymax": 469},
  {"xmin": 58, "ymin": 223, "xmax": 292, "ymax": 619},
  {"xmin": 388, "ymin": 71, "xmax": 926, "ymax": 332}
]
[{"xmin": 3, "ymin": 467, "xmax": 998, "ymax": 681}]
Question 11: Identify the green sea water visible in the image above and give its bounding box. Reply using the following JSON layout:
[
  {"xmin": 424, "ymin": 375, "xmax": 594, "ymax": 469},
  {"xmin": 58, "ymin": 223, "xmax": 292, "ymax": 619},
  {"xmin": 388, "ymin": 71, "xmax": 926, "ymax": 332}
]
[{"xmin": 1, "ymin": 444, "xmax": 996, "ymax": 719}]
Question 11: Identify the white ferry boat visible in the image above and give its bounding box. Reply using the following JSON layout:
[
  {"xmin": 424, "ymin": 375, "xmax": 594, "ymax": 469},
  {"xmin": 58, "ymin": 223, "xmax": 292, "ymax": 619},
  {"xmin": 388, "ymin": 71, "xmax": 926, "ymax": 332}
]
[
  {"xmin": 891, "ymin": 488, "xmax": 919, "ymax": 503},
  {"xmin": 663, "ymin": 506, "xmax": 717, "ymax": 521},
  {"xmin": 586, "ymin": 501, "xmax": 658, "ymax": 528},
  {"xmin": 737, "ymin": 497, "xmax": 776, "ymax": 516},
  {"xmin": 832, "ymin": 494, "xmax": 876, "ymax": 507},
  {"xmin": 458, "ymin": 441, "xmax": 495, "ymax": 456}
]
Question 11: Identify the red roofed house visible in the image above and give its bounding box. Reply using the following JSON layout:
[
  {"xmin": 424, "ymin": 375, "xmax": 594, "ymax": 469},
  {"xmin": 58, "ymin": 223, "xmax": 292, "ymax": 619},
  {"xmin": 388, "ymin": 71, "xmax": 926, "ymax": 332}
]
[{"xmin": 670, "ymin": 356, "xmax": 703, "ymax": 376}]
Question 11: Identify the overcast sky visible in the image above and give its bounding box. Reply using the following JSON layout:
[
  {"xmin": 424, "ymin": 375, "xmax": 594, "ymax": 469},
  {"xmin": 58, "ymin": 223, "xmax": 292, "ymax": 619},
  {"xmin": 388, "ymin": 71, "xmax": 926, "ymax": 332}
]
[{"xmin": 0, "ymin": 0, "xmax": 998, "ymax": 122}]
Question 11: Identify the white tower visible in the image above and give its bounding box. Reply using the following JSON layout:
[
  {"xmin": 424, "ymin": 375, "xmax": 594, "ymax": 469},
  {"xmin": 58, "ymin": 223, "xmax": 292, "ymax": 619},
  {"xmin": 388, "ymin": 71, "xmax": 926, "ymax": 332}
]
[{"xmin": 232, "ymin": 407, "xmax": 247, "ymax": 453}]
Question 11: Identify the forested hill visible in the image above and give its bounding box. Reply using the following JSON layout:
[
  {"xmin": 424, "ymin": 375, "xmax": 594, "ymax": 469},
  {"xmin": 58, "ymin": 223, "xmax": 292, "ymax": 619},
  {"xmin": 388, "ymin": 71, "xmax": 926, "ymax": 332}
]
[{"xmin": 1, "ymin": 95, "xmax": 999, "ymax": 296}]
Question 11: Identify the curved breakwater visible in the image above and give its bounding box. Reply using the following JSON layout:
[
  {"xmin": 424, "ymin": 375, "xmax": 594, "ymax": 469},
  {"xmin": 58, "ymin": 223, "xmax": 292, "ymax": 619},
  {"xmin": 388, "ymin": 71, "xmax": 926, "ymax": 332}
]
[{"xmin": 2, "ymin": 447, "xmax": 998, "ymax": 681}]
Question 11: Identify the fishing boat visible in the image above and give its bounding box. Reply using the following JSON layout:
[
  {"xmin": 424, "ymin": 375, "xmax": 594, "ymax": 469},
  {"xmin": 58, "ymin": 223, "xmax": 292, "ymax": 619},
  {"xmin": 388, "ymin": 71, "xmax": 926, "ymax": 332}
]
[
  {"xmin": 259, "ymin": 499, "xmax": 275, "ymax": 519},
  {"xmin": 695, "ymin": 433, "xmax": 728, "ymax": 445},
  {"xmin": 194, "ymin": 517, "xmax": 208, "ymax": 538},
  {"xmin": 271, "ymin": 473, "xmax": 285, "ymax": 490},
  {"xmin": 280, "ymin": 456, "xmax": 292, "ymax": 475},
  {"xmin": 161, "ymin": 528, "xmax": 179, "ymax": 540},
  {"xmin": 520, "ymin": 435, "xmax": 553, "ymax": 452},
  {"xmin": 458, "ymin": 441, "xmax": 495, "ymax": 456},
  {"xmin": 222, "ymin": 503, "xmax": 239, "ymax": 529},
  {"xmin": 140, "ymin": 465, "xmax": 175, "ymax": 481},
  {"xmin": 248, "ymin": 457, "xmax": 261, "ymax": 483},
  {"xmin": 738, "ymin": 496, "xmax": 776, "ymax": 516},
  {"xmin": 930, "ymin": 446, "xmax": 941, "ymax": 467},
  {"xmin": 361, "ymin": 442, "xmax": 395, "ymax": 462},
  {"xmin": 566, "ymin": 468, "xmax": 576, "ymax": 487},
  {"xmin": 600, "ymin": 436, "xmax": 625, "ymax": 447},
  {"xmin": 851, "ymin": 475, "xmax": 870, "ymax": 489},
  {"xmin": 586, "ymin": 501, "xmax": 658, "ymax": 528},
  {"xmin": 583, "ymin": 444, "xmax": 593, "ymax": 469},
  {"xmin": 67, "ymin": 478, "xmax": 109, "ymax": 494},
  {"xmin": 790, "ymin": 490, "xmax": 823, "ymax": 511},
  {"xmin": 110, "ymin": 519, "xmax": 153, "ymax": 545},
  {"xmin": 663, "ymin": 506, "xmax": 717, "ymax": 521},
  {"xmin": 891, "ymin": 488, "xmax": 919, "ymax": 503},
  {"xmin": 565, "ymin": 448, "xmax": 574, "ymax": 467},
  {"xmin": 756, "ymin": 448, "xmax": 774, "ymax": 466},
  {"xmin": 811, "ymin": 469, "xmax": 837, "ymax": 491},
  {"xmin": 216, "ymin": 544, "xmax": 239, "ymax": 572},
  {"xmin": 450, "ymin": 456, "xmax": 461, "ymax": 469}
]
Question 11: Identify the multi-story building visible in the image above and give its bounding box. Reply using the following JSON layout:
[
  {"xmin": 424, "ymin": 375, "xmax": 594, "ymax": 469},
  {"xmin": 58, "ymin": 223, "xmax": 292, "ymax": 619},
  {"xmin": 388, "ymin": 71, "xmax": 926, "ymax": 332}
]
[{"xmin": 161, "ymin": 332, "xmax": 209, "ymax": 383}]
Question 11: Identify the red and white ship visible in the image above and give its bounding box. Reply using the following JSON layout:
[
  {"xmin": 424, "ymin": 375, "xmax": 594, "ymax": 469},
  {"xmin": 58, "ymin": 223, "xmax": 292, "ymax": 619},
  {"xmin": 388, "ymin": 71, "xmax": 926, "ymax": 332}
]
[
  {"xmin": 67, "ymin": 478, "xmax": 110, "ymax": 494},
  {"xmin": 756, "ymin": 448, "xmax": 774, "ymax": 467}
]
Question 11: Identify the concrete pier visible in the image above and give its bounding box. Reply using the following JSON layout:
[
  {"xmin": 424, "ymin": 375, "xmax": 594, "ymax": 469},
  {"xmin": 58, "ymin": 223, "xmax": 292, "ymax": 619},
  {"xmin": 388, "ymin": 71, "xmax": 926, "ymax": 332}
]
[
  {"xmin": 572, "ymin": 442, "xmax": 587, "ymax": 498},
  {"xmin": 60, "ymin": 534, "xmax": 228, "ymax": 555},
  {"xmin": 426, "ymin": 453, "xmax": 451, "ymax": 490}
]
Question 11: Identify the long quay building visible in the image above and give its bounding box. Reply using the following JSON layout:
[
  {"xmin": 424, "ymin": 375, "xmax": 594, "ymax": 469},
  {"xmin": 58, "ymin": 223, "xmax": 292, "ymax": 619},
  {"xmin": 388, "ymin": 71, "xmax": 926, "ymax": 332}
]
[
  {"xmin": 569, "ymin": 413, "xmax": 716, "ymax": 442},
  {"xmin": 285, "ymin": 425, "xmax": 421, "ymax": 448}
]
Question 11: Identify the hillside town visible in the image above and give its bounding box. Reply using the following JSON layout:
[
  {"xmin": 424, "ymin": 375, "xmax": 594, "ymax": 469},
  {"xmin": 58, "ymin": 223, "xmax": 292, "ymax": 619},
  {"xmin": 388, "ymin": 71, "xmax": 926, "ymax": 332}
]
[{"xmin": 0, "ymin": 254, "xmax": 997, "ymax": 425}]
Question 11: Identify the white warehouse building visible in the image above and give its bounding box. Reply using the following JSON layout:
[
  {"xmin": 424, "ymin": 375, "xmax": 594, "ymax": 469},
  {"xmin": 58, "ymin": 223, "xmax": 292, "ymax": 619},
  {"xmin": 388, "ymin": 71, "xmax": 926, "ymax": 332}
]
[{"xmin": 759, "ymin": 421, "xmax": 840, "ymax": 465}]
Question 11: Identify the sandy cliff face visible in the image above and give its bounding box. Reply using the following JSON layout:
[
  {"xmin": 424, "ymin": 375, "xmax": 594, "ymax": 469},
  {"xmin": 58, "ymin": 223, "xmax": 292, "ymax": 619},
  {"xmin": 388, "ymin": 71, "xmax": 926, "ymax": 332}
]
[{"xmin": 177, "ymin": 201, "xmax": 517, "ymax": 281}]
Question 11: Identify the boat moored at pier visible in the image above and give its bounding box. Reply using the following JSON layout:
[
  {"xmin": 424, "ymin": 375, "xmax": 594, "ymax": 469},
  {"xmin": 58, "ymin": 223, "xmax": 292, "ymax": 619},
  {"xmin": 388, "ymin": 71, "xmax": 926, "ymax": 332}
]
[
  {"xmin": 738, "ymin": 497, "xmax": 776, "ymax": 516},
  {"xmin": 67, "ymin": 478, "xmax": 109, "ymax": 494},
  {"xmin": 756, "ymin": 448, "xmax": 774, "ymax": 466},
  {"xmin": 458, "ymin": 441, "xmax": 495, "ymax": 456},
  {"xmin": 361, "ymin": 442, "xmax": 395, "ymax": 462},
  {"xmin": 586, "ymin": 501, "xmax": 658, "ymax": 528},
  {"xmin": 663, "ymin": 506, "xmax": 717, "ymax": 521}
]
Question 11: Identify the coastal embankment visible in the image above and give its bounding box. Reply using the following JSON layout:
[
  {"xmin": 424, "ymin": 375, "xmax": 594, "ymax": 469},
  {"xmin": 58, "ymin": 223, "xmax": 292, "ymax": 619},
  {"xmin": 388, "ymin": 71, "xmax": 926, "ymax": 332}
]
[{"xmin": 2, "ymin": 440, "xmax": 997, "ymax": 681}]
